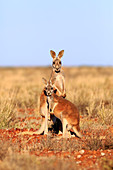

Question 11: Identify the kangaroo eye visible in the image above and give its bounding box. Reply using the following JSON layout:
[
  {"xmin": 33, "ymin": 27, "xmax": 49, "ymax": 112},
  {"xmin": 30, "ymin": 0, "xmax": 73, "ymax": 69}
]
[
  {"xmin": 53, "ymin": 62, "xmax": 55, "ymax": 64},
  {"xmin": 59, "ymin": 61, "xmax": 61, "ymax": 64}
]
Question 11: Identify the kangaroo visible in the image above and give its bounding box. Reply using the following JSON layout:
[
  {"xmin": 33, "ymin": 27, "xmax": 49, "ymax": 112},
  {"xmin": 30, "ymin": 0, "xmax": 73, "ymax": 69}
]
[
  {"xmin": 20, "ymin": 78, "xmax": 82, "ymax": 138},
  {"xmin": 50, "ymin": 50, "xmax": 66, "ymax": 98},
  {"xmin": 44, "ymin": 78, "xmax": 83, "ymax": 138}
]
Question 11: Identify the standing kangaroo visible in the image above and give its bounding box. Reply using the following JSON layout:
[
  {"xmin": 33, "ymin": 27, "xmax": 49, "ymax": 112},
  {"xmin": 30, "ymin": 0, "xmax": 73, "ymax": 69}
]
[
  {"xmin": 50, "ymin": 50, "xmax": 66, "ymax": 98},
  {"xmin": 43, "ymin": 78, "xmax": 82, "ymax": 138}
]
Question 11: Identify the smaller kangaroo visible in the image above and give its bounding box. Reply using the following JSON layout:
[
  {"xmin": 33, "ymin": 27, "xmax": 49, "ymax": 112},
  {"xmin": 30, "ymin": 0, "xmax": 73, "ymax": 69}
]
[
  {"xmin": 43, "ymin": 78, "xmax": 83, "ymax": 138},
  {"xmin": 50, "ymin": 50, "xmax": 66, "ymax": 98}
]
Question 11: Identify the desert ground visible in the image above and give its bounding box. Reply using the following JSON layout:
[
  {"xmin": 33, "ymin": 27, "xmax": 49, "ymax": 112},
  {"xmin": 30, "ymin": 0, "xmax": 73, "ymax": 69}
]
[{"xmin": 0, "ymin": 67, "xmax": 113, "ymax": 170}]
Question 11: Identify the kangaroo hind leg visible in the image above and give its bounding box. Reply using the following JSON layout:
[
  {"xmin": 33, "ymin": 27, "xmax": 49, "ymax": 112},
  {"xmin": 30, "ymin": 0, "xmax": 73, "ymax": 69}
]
[
  {"xmin": 63, "ymin": 118, "xmax": 71, "ymax": 138},
  {"xmin": 36, "ymin": 116, "xmax": 45, "ymax": 135}
]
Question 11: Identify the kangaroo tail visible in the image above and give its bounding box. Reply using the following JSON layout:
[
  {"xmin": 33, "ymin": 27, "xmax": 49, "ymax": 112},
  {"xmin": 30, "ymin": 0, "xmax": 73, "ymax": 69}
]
[
  {"xmin": 73, "ymin": 125, "xmax": 83, "ymax": 138},
  {"xmin": 19, "ymin": 118, "xmax": 45, "ymax": 136}
]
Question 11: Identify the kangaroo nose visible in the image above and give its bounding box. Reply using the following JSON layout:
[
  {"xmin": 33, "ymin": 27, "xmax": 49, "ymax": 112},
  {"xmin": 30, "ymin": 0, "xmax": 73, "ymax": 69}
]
[{"xmin": 56, "ymin": 65, "xmax": 59, "ymax": 69}]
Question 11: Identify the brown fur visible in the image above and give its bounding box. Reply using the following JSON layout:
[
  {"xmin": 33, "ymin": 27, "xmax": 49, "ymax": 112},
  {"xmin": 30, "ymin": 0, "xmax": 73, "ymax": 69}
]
[
  {"xmin": 40, "ymin": 90, "xmax": 47, "ymax": 116},
  {"xmin": 38, "ymin": 79, "xmax": 53, "ymax": 135},
  {"xmin": 48, "ymin": 93, "xmax": 82, "ymax": 138},
  {"xmin": 50, "ymin": 94, "xmax": 79, "ymax": 124}
]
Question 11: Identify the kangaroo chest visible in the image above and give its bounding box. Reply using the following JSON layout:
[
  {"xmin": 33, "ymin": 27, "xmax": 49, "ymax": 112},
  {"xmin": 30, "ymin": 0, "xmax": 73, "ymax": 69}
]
[
  {"xmin": 54, "ymin": 74, "xmax": 64, "ymax": 89},
  {"xmin": 40, "ymin": 91, "xmax": 48, "ymax": 116}
]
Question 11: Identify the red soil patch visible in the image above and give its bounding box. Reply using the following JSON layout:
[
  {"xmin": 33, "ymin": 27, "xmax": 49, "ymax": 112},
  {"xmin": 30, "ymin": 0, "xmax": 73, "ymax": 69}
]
[{"xmin": 0, "ymin": 109, "xmax": 113, "ymax": 169}]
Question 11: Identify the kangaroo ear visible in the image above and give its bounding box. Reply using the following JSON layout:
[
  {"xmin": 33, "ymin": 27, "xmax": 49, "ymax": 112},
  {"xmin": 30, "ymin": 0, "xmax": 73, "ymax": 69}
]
[
  {"xmin": 51, "ymin": 78, "xmax": 56, "ymax": 85},
  {"xmin": 58, "ymin": 50, "xmax": 64, "ymax": 59},
  {"xmin": 42, "ymin": 78, "xmax": 48, "ymax": 85},
  {"xmin": 50, "ymin": 50, "xmax": 56, "ymax": 59}
]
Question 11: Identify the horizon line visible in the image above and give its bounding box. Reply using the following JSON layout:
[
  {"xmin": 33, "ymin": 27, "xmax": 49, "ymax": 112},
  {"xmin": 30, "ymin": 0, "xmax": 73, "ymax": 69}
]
[{"xmin": 0, "ymin": 65, "xmax": 113, "ymax": 68}]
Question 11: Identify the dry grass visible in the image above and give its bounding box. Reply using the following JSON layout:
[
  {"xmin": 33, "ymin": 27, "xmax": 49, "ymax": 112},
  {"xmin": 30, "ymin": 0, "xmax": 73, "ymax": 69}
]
[
  {"xmin": 100, "ymin": 158, "xmax": 113, "ymax": 170},
  {"xmin": 0, "ymin": 67, "xmax": 113, "ymax": 128},
  {"xmin": 0, "ymin": 140, "xmax": 79, "ymax": 170},
  {"xmin": 0, "ymin": 154, "xmax": 78, "ymax": 170},
  {"xmin": 0, "ymin": 66, "xmax": 113, "ymax": 129}
]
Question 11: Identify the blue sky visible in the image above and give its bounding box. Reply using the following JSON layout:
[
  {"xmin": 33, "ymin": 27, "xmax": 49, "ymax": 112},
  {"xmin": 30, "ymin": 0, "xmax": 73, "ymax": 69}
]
[{"xmin": 0, "ymin": 0, "xmax": 113, "ymax": 66}]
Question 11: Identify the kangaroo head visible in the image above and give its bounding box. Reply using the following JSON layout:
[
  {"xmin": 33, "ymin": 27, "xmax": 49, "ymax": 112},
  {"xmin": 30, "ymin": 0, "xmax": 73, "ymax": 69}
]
[
  {"xmin": 42, "ymin": 78, "xmax": 56, "ymax": 96},
  {"xmin": 50, "ymin": 50, "xmax": 64, "ymax": 73}
]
